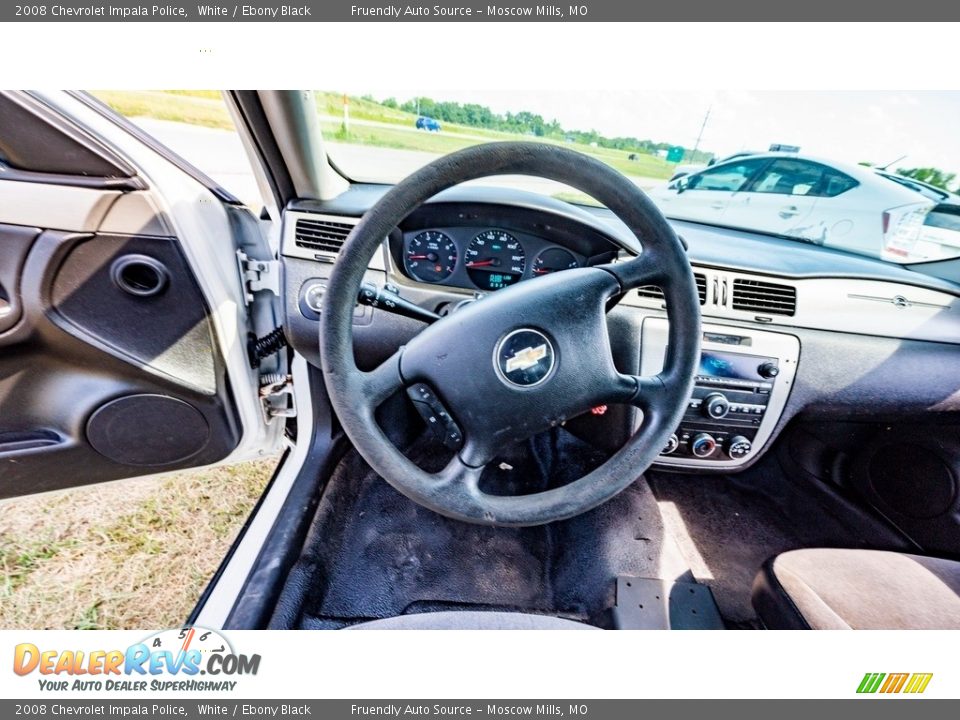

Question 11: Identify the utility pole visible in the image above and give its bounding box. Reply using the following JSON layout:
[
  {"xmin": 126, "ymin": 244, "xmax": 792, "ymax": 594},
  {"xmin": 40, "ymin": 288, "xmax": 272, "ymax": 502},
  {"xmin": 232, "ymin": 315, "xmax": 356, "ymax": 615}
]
[{"xmin": 690, "ymin": 105, "xmax": 711, "ymax": 163}]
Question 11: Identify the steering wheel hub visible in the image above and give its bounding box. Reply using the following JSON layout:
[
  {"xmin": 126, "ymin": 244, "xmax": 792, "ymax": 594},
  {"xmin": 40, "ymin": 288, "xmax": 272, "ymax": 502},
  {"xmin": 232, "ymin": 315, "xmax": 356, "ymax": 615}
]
[{"xmin": 495, "ymin": 329, "xmax": 556, "ymax": 387}]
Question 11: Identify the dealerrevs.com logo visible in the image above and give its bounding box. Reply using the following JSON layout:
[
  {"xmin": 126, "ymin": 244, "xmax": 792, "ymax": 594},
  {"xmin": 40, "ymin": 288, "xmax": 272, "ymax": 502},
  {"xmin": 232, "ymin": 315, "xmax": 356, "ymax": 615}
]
[
  {"xmin": 13, "ymin": 628, "xmax": 260, "ymax": 693},
  {"xmin": 857, "ymin": 673, "xmax": 933, "ymax": 695}
]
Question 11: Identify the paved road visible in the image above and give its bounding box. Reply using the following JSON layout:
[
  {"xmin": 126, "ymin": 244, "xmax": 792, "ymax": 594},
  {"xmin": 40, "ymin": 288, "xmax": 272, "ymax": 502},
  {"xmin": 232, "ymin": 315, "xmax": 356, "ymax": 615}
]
[{"xmin": 134, "ymin": 118, "xmax": 664, "ymax": 209}]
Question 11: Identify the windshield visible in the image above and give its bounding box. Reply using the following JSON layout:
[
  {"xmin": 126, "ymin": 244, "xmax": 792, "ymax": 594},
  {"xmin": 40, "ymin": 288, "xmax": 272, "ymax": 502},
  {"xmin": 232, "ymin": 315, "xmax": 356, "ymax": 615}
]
[{"xmin": 321, "ymin": 90, "xmax": 960, "ymax": 265}]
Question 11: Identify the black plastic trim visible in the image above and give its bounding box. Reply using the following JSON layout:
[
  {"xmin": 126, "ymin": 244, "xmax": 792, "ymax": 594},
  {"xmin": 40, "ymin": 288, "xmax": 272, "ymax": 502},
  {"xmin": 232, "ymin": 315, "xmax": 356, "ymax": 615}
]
[
  {"xmin": 0, "ymin": 162, "xmax": 146, "ymax": 191},
  {"xmin": 226, "ymin": 91, "xmax": 296, "ymax": 208}
]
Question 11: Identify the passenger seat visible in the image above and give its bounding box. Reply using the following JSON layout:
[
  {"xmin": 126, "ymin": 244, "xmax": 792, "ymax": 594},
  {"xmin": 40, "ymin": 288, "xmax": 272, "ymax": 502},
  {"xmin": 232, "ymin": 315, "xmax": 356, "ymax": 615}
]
[{"xmin": 752, "ymin": 548, "xmax": 960, "ymax": 629}]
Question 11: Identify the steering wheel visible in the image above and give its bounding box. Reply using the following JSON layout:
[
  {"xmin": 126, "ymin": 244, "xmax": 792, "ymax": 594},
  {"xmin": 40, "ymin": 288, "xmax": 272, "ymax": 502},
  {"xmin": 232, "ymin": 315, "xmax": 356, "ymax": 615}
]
[{"xmin": 320, "ymin": 142, "xmax": 700, "ymax": 526}]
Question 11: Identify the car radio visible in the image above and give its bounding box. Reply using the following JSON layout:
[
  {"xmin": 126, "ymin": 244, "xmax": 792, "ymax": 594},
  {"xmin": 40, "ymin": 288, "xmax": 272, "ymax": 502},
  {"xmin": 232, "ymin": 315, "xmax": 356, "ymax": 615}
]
[{"xmin": 639, "ymin": 318, "xmax": 800, "ymax": 469}]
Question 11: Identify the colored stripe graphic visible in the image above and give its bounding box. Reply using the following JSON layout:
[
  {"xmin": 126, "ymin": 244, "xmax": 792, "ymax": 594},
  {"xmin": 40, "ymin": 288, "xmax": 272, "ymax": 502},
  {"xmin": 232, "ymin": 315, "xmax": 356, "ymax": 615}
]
[
  {"xmin": 857, "ymin": 673, "xmax": 886, "ymax": 693},
  {"xmin": 904, "ymin": 673, "xmax": 933, "ymax": 694},
  {"xmin": 857, "ymin": 672, "xmax": 932, "ymax": 694},
  {"xmin": 881, "ymin": 673, "xmax": 909, "ymax": 693}
]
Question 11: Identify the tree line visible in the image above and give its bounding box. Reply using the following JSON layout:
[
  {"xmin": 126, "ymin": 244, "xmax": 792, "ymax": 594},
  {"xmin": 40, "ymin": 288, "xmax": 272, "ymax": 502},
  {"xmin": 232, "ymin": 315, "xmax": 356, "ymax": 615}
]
[{"xmin": 375, "ymin": 95, "xmax": 715, "ymax": 163}]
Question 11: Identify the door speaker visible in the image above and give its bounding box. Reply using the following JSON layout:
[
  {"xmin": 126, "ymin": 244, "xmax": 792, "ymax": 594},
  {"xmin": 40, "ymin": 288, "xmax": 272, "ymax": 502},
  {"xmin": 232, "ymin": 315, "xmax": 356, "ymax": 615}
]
[{"xmin": 87, "ymin": 394, "xmax": 210, "ymax": 467}]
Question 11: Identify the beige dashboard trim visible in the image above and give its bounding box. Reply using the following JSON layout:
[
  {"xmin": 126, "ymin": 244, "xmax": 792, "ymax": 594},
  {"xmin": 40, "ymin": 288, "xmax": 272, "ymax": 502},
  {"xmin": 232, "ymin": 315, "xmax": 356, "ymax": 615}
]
[
  {"xmin": 0, "ymin": 181, "xmax": 120, "ymax": 233},
  {"xmin": 622, "ymin": 264, "xmax": 960, "ymax": 344}
]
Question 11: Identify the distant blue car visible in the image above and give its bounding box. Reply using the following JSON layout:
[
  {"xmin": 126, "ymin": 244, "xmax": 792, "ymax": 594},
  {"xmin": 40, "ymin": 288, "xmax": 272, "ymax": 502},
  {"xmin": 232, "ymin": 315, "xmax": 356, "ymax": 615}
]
[{"xmin": 416, "ymin": 116, "xmax": 441, "ymax": 132}]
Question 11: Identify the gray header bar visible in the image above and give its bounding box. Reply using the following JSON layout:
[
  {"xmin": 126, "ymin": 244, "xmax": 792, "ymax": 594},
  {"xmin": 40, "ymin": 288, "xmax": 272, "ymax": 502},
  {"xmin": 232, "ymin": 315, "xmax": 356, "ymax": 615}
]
[{"xmin": 2, "ymin": 0, "xmax": 959, "ymax": 21}]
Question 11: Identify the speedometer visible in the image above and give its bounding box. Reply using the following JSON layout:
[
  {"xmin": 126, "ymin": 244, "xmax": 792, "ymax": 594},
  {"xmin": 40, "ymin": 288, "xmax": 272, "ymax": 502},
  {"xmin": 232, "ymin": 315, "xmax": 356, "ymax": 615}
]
[
  {"xmin": 405, "ymin": 231, "xmax": 458, "ymax": 283},
  {"xmin": 465, "ymin": 230, "xmax": 525, "ymax": 291}
]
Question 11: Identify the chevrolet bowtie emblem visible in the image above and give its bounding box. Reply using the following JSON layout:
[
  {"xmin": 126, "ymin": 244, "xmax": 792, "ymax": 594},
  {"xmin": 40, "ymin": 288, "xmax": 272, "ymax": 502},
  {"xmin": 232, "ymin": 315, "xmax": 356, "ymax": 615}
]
[{"xmin": 505, "ymin": 344, "xmax": 548, "ymax": 373}]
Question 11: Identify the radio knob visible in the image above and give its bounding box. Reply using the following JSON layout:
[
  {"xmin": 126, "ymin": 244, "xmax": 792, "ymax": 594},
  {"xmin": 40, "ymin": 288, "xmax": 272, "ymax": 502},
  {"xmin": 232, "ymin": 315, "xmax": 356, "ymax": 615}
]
[
  {"xmin": 727, "ymin": 435, "xmax": 752, "ymax": 459},
  {"xmin": 691, "ymin": 433, "xmax": 717, "ymax": 458},
  {"xmin": 758, "ymin": 362, "xmax": 780, "ymax": 379},
  {"xmin": 703, "ymin": 393, "xmax": 730, "ymax": 419},
  {"xmin": 662, "ymin": 434, "xmax": 680, "ymax": 455}
]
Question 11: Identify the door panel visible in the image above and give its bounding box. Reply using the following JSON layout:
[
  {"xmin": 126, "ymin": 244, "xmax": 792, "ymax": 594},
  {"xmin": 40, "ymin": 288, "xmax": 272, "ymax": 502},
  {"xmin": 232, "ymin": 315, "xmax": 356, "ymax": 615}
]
[
  {"xmin": 0, "ymin": 226, "xmax": 242, "ymax": 498},
  {"xmin": 0, "ymin": 224, "xmax": 39, "ymax": 334}
]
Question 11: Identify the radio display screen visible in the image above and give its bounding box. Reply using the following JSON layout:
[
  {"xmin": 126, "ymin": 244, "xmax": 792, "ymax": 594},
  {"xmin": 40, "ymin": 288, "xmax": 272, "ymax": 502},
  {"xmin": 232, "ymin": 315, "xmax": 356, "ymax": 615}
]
[{"xmin": 698, "ymin": 351, "xmax": 773, "ymax": 382}]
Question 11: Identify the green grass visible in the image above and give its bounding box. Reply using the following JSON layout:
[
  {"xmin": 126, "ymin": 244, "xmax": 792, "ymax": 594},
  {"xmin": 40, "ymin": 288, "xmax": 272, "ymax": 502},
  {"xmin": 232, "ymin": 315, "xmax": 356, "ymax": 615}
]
[
  {"xmin": 0, "ymin": 458, "xmax": 278, "ymax": 629},
  {"xmin": 92, "ymin": 90, "xmax": 676, "ymax": 181}
]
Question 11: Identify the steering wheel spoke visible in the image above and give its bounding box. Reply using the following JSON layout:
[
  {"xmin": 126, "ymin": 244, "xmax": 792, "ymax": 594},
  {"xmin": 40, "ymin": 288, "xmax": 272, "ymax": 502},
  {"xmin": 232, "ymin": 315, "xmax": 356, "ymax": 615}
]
[
  {"xmin": 599, "ymin": 248, "xmax": 665, "ymax": 291},
  {"xmin": 434, "ymin": 453, "xmax": 485, "ymax": 491},
  {"xmin": 358, "ymin": 350, "xmax": 405, "ymax": 411}
]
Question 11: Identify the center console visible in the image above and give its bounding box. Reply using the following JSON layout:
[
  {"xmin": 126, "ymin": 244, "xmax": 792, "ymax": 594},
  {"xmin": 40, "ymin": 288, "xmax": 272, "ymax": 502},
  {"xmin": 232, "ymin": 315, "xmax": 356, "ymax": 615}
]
[{"xmin": 640, "ymin": 318, "xmax": 800, "ymax": 469}]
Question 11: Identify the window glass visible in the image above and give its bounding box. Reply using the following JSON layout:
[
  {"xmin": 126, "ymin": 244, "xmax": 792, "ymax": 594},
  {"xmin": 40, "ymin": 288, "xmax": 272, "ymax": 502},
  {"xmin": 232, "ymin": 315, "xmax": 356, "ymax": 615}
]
[
  {"xmin": 685, "ymin": 159, "xmax": 767, "ymax": 192},
  {"xmin": 751, "ymin": 159, "xmax": 823, "ymax": 195},
  {"xmin": 90, "ymin": 90, "xmax": 262, "ymax": 208}
]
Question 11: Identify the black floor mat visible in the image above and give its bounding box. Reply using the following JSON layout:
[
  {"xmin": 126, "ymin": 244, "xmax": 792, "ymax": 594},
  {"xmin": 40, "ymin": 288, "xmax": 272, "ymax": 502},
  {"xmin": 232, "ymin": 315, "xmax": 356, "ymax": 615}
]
[{"xmin": 268, "ymin": 429, "xmax": 692, "ymax": 629}]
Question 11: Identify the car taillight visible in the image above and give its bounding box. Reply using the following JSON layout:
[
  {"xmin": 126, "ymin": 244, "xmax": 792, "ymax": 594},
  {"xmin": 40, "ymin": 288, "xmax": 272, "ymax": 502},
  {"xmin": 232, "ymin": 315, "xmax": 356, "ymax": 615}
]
[{"xmin": 881, "ymin": 203, "xmax": 933, "ymax": 261}]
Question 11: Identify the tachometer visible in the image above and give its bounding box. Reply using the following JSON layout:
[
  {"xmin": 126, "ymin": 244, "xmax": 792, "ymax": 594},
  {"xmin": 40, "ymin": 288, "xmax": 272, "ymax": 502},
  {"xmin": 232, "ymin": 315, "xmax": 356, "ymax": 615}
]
[
  {"xmin": 533, "ymin": 247, "xmax": 579, "ymax": 275},
  {"xmin": 405, "ymin": 231, "xmax": 458, "ymax": 283},
  {"xmin": 465, "ymin": 230, "xmax": 525, "ymax": 291}
]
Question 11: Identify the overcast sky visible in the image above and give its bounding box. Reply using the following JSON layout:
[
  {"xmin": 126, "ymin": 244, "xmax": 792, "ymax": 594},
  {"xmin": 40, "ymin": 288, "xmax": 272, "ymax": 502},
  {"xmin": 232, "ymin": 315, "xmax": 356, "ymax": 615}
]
[{"xmin": 353, "ymin": 89, "xmax": 960, "ymax": 181}]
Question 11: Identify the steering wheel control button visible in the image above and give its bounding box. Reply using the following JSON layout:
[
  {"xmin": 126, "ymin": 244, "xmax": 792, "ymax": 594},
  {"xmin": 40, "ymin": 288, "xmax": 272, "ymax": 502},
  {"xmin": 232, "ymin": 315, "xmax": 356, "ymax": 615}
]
[
  {"xmin": 407, "ymin": 384, "xmax": 464, "ymax": 451},
  {"xmin": 494, "ymin": 329, "xmax": 555, "ymax": 388},
  {"xmin": 727, "ymin": 435, "xmax": 753, "ymax": 459},
  {"xmin": 691, "ymin": 433, "xmax": 718, "ymax": 458}
]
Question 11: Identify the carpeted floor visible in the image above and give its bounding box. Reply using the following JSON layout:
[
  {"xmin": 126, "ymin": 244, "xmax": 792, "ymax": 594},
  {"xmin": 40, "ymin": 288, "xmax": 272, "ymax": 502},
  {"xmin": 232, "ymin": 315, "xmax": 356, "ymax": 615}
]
[
  {"xmin": 269, "ymin": 429, "xmax": 691, "ymax": 629},
  {"xmin": 648, "ymin": 456, "xmax": 907, "ymax": 624},
  {"xmin": 268, "ymin": 427, "xmax": 906, "ymax": 629}
]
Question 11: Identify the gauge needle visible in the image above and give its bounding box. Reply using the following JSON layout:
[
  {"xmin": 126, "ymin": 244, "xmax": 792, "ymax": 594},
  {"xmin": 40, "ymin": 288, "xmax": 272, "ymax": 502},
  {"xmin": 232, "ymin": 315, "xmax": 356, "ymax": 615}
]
[
  {"xmin": 466, "ymin": 259, "xmax": 496, "ymax": 268},
  {"xmin": 533, "ymin": 268, "xmax": 550, "ymax": 274},
  {"xmin": 408, "ymin": 255, "xmax": 429, "ymax": 260}
]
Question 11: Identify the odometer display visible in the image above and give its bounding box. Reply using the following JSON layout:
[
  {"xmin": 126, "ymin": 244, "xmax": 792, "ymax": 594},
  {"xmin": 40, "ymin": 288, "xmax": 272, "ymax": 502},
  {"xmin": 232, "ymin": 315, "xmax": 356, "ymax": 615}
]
[
  {"xmin": 405, "ymin": 231, "xmax": 458, "ymax": 283},
  {"xmin": 465, "ymin": 230, "xmax": 525, "ymax": 291}
]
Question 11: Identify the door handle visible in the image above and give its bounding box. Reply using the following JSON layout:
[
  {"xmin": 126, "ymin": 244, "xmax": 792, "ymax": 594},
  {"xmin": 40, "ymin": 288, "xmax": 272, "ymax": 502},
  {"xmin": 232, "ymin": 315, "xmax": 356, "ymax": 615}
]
[
  {"xmin": 779, "ymin": 205, "xmax": 800, "ymax": 218},
  {"xmin": 710, "ymin": 202, "xmax": 726, "ymax": 210}
]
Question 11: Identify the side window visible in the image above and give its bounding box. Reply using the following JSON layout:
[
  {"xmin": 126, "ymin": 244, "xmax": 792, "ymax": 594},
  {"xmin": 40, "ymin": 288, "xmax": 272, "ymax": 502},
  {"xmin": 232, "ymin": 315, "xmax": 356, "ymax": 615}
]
[
  {"xmin": 750, "ymin": 159, "xmax": 825, "ymax": 196},
  {"xmin": 749, "ymin": 159, "xmax": 859, "ymax": 197},
  {"xmin": 686, "ymin": 159, "xmax": 767, "ymax": 192},
  {"xmin": 90, "ymin": 90, "xmax": 261, "ymax": 208},
  {"xmin": 819, "ymin": 169, "xmax": 859, "ymax": 197}
]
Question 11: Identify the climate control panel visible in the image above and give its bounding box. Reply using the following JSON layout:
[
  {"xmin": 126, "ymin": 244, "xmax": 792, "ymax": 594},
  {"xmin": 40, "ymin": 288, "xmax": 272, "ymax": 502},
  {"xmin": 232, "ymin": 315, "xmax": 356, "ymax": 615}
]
[{"xmin": 641, "ymin": 318, "xmax": 800, "ymax": 469}]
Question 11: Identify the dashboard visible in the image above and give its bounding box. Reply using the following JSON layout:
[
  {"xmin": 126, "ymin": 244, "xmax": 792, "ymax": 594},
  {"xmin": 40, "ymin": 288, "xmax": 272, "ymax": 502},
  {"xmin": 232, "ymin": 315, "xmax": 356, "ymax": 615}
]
[{"xmin": 279, "ymin": 184, "xmax": 960, "ymax": 473}]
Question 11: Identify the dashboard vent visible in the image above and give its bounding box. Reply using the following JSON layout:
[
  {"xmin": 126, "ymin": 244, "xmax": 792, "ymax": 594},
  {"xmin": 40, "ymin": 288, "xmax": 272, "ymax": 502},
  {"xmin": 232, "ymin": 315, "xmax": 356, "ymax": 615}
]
[
  {"xmin": 731, "ymin": 278, "xmax": 796, "ymax": 316},
  {"xmin": 294, "ymin": 217, "xmax": 356, "ymax": 255},
  {"xmin": 637, "ymin": 272, "xmax": 707, "ymax": 305}
]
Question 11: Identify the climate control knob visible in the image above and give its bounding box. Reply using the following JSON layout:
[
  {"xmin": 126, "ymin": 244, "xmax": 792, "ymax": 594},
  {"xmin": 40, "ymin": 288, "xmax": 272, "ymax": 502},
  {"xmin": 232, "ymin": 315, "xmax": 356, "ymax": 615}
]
[
  {"xmin": 662, "ymin": 434, "xmax": 680, "ymax": 455},
  {"xmin": 691, "ymin": 433, "xmax": 718, "ymax": 458},
  {"xmin": 727, "ymin": 435, "xmax": 753, "ymax": 459},
  {"xmin": 703, "ymin": 393, "xmax": 730, "ymax": 419}
]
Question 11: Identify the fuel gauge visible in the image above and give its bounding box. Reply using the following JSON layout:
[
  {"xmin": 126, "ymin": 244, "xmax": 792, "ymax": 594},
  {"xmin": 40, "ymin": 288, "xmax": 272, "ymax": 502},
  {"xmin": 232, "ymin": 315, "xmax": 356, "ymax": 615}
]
[{"xmin": 533, "ymin": 247, "xmax": 579, "ymax": 276}]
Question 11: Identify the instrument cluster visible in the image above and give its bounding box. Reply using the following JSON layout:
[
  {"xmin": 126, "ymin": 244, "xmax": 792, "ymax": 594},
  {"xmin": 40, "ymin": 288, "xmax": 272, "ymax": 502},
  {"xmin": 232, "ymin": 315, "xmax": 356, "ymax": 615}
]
[{"xmin": 401, "ymin": 227, "xmax": 586, "ymax": 292}]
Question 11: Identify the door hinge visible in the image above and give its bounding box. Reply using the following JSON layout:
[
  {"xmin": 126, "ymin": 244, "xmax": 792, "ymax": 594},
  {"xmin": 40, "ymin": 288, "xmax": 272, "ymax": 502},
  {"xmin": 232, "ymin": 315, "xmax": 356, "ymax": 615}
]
[
  {"xmin": 236, "ymin": 250, "xmax": 280, "ymax": 305},
  {"xmin": 259, "ymin": 373, "xmax": 296, "ymax": 420}
]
